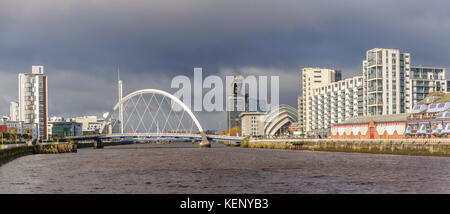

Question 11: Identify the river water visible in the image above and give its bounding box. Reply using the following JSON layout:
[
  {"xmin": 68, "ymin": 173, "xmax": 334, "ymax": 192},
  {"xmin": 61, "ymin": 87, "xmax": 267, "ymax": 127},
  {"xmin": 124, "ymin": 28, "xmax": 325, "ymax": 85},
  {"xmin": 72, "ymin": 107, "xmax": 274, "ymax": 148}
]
[{"xmin": 0, "ymin": 143, "xmax": 449, "ymax": 193}]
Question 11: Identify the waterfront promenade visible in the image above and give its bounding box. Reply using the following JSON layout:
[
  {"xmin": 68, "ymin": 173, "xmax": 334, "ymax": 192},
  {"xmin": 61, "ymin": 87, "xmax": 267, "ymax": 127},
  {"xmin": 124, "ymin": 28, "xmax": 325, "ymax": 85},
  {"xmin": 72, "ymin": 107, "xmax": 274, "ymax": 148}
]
[{"xmin": 0, "ymin": 143, "xmax": 449, "ymax": 194}]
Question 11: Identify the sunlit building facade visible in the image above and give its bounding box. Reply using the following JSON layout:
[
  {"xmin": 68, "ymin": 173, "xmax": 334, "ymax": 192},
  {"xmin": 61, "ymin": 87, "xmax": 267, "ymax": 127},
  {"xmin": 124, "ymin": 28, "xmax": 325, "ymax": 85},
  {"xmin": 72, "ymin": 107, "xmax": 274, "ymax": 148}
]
[
  {"xmin": 302, "ymin": 68, "xmax": 341, "ymax": 135},
  {"xmin": 310, "ymin": 76, "xmax": 364, "ymax": 137},
  {"xmin": 18, "ymin": 66, "xmax": 48, "ymax": 140},
  {"xmin": 302, "ymin": 48, "xmax": 447, "ymax": 137}
]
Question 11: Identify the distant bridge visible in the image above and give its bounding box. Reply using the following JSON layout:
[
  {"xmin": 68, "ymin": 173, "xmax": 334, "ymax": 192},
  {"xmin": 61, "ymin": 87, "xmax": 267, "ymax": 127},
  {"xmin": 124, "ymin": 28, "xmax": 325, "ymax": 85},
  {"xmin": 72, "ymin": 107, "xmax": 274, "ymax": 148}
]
[
  {"xmin": 68, "ymin": 133, "xmax": 243, "ymax": 143},
  {"xmin": 75, "ymin": 87, "xmax": 243, "ymax": 147}
]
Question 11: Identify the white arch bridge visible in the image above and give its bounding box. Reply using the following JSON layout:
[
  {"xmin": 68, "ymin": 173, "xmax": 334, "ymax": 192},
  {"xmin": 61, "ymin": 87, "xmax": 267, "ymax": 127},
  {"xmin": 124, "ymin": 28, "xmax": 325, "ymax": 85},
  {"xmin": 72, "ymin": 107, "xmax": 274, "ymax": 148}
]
[{"xmin": 69, "ymin": 89, "xmax": 243, "ymax": 147}]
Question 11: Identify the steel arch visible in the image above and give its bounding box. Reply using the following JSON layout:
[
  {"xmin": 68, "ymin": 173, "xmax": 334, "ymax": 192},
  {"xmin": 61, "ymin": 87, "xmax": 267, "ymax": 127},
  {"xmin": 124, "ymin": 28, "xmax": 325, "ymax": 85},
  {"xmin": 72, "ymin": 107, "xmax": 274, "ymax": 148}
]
[{"xmin": 102, "ymin": 89, "xmax": 203, "ymax": 133}]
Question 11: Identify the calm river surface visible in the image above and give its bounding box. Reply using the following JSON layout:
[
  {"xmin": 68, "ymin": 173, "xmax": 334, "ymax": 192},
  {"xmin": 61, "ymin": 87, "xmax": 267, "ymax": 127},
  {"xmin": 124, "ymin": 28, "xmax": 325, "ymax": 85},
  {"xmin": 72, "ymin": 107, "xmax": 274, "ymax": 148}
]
[{"xmin": 0, "ymin": 143, "xmax": 449, "ymax": 193}]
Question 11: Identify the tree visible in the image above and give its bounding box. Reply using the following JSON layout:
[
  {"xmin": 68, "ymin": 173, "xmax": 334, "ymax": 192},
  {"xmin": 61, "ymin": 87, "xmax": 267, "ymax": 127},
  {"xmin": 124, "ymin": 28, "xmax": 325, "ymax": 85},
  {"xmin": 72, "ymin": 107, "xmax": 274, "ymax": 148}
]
[
  {"xmin": 219, "ymin": 126, "xmax": 241, "ymax": 136},
  {"xmin": 4, "ymin": 133, "xmax": 10, "ymax": 140}
]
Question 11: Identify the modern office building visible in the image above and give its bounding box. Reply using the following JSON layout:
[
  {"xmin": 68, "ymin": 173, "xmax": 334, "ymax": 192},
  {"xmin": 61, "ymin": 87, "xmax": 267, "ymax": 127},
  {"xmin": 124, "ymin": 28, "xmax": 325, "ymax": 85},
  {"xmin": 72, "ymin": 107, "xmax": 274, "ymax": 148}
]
[
  {"xmin": 240, "ymin": 112, "xmax": 265, "ymax": 137},
  {"xmin": 49, "ymin": 121, "xmax": 82, "ymax": 138},
  {"xmin": 18, "ymin": 66, "xmax": 48, "ymax": 140},
  {"xmin": 72, "ymin": 116, "xmax": 104, "ymax": 134},
  {"xmin": 301, "ymin": 48, "xmax": 447, "ymax": 138}
]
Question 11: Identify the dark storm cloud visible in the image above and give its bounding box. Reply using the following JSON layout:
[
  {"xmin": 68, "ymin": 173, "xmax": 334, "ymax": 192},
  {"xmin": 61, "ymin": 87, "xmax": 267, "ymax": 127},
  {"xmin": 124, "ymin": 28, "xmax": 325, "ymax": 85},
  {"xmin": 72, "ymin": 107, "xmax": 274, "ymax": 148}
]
[{"xmin": 1, "ymin": 0, "xmax": 450, "ymax": 130}]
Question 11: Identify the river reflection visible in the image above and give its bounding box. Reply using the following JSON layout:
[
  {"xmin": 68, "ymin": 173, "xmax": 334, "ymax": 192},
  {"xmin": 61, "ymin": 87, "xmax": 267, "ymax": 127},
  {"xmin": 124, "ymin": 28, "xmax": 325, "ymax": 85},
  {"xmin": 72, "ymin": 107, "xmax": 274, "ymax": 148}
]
[{"xmin": 0, "ymin": 143, "xmax": 449, "ymax": 193}]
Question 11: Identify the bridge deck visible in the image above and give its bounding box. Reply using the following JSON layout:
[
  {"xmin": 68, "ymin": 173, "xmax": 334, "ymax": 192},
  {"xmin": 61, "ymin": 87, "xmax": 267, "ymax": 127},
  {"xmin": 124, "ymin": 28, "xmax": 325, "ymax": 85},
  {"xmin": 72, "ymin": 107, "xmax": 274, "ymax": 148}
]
[{"xmin": 67, "ymin": 133, "xmax": 243, "ymax": 142}]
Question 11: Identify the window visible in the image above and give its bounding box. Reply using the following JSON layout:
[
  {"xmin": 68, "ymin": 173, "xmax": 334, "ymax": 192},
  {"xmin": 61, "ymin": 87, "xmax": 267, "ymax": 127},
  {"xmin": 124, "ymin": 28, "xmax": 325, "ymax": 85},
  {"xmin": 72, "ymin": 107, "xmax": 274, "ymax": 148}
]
[{"xmin": 251, "ymin": 116, "xmax": 259, "ymax": 136}]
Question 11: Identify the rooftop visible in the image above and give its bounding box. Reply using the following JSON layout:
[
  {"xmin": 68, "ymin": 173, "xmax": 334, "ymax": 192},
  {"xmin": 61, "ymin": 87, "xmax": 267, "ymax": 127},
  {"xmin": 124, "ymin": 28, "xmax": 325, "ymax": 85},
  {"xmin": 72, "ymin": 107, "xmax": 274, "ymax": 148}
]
[
  {"xmin": 239, "ymin": 112, "xmax": 265, "ymax": 117},
  {"xmin": 418, "ymin": 92, "xmax": 450, "ymax": 104},
  {"xmin": 338, "ymin": 113, "xmax": 410, "ymax": 125}
]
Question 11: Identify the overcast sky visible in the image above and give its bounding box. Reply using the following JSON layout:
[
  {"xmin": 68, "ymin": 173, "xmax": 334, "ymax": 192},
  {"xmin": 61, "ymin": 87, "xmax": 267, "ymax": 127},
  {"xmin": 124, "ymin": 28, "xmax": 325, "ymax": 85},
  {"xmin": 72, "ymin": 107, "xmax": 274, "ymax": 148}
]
[{"xmin": 1, "ymin": 0, "xmax": 450, "ymax": 131}]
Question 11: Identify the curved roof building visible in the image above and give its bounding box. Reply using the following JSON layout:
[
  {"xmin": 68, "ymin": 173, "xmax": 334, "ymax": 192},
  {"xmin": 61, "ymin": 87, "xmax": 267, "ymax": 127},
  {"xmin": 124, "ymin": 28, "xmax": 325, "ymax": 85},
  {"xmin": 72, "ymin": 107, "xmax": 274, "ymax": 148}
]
[{"xmin": 263, "ymin": 105, "xmax": 298, "ymax": 136}]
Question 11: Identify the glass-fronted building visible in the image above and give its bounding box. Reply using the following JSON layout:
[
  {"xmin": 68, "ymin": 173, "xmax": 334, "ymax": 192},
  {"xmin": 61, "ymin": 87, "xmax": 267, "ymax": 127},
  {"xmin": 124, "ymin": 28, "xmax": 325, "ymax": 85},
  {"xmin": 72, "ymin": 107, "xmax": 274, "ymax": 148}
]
[{"xmin": 50, "ymin": 122, "xmax": 82, "ymax": 138}]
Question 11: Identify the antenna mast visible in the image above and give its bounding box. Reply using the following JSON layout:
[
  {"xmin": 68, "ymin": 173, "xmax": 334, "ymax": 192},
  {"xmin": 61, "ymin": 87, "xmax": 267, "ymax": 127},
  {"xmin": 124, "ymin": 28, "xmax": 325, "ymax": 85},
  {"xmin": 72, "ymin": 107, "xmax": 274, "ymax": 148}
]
[{"xmin": 118, "ymin": 65, "xmax": 123, "ymax": 134}]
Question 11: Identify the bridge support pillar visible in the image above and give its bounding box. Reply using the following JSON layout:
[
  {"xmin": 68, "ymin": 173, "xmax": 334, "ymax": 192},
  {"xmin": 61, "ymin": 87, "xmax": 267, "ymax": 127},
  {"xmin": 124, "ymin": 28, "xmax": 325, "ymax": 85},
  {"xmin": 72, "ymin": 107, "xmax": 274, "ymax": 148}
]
[
  {"xmin": 199, "ymin": 132, "xmax": 211, "ymax": 148},
  {"xmin": 93, "ymin": 138, "xmax": 104, "ymax": 149}
]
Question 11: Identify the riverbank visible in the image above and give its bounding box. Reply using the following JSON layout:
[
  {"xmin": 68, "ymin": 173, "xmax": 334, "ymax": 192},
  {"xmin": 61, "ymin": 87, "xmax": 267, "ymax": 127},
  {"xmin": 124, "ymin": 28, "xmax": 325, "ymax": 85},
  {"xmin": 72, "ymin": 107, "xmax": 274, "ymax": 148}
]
[
  {"xmin": 0, "ymin": 143, "xmax": 77, "ymax": 166},
  {"xmin": 0, "ymin": 144, "xmax": 34, "ymax": 166},
  {"xmin": 0, "ymin": 140, "xmax": 139, "ymax": 166},
  {"xmin": 239, "ymin": 139, "xmax": 450, "ymax": 157}
]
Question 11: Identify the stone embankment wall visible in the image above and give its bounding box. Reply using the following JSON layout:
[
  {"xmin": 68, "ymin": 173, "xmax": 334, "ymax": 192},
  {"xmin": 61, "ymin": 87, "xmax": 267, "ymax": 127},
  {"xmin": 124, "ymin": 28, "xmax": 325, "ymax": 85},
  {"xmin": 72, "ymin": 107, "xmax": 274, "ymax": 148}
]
[
  {"xmin": 0, "ymin": 144, "xmax": 35, "ymax": 166},
  {"xmin": 243, "ymin": 139, "xmax": 450, "ymax": 156},
  {"xmin": 0, "ymin": 143, "xmax": 77, "ymax": 166}
]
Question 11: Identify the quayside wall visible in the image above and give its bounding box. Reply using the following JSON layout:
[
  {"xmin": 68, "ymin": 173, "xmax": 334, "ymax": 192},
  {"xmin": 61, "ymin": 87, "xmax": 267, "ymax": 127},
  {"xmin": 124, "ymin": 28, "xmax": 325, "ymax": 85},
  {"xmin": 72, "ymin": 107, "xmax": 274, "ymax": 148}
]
[
  {"xmin": 242, "ymin": 139, "xmax": 450, "ymax": 156},
  {"xmin": 0, "ymin": 140, "xmax": 142, "ymax": 166},
  {"xmin": 0, "ymin": 143, "xmax": 77, "ymax": 166}
]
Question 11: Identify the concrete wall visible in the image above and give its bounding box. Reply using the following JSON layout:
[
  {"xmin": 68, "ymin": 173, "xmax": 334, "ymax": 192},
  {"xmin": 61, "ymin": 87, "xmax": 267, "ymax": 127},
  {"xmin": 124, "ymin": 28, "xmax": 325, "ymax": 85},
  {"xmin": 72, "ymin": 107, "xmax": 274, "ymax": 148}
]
[
  {"xmin": 0, "ymin": 143, "xmax": 77, "ymax": 166},
  {"xmin": 246, "ymin": 139, "xmax": 450, "ymax": 156},
  {"xmin": 0, "ymin": 144, "xmax": 35, "ymax": 166}
]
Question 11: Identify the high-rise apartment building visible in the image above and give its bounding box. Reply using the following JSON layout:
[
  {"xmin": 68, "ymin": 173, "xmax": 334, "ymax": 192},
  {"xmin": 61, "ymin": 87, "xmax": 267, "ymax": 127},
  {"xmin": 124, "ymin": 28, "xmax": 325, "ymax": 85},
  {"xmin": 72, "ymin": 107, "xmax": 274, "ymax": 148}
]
[
  {"xmin": 9, "ymin": 101, "xmax": 19, "ymax": 121},
  {"xmin": 409, "ymin": 66, "xmax": 446, "ymax": 109},
  {"xmin": 18, "ymin": 66, "xmax": 48, "ymax": 140},
  {"xmin": 362, "ymin": 48, "xmax": 411, "ymax": 115},
  {"xmin": 302, "ymin": 68, "xmax": 341, "ymax": 135},
  {"xmin": 301, "ymin": 48, "xmax": 447, "ymax": 137},
  {"xmin": 308, "ymin": 76, "xmax": 364, "ymax": 137},
  {"xmin": 297, "ymin": 96, "xmax": 304, "ymax": 135}
]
